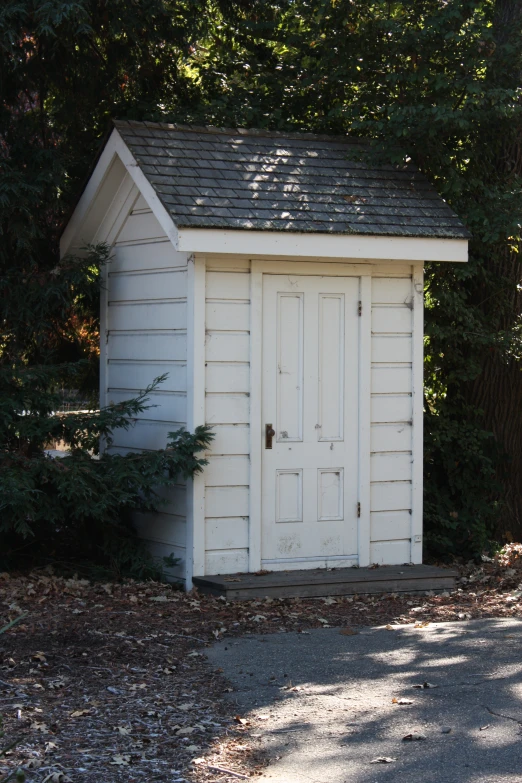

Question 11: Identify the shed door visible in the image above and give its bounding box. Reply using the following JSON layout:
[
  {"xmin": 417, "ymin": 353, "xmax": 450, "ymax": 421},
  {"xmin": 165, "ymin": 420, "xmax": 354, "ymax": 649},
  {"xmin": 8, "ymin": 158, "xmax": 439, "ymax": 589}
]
[{"xmin": 261, "ymin": 274, "xmax": 360, "ymax": 568}]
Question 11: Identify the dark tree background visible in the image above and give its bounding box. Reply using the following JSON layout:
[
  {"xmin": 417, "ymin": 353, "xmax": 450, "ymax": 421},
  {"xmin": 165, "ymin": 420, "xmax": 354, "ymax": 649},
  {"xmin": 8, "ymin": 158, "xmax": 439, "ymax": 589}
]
[{"xmin": 1, "ymin": 0, "xmax": 521, "ymax": 560}]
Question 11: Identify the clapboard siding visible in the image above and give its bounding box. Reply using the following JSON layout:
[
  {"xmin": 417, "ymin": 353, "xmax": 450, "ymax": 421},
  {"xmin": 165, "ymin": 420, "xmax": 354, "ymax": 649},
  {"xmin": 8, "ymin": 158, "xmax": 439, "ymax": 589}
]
[
  {"xmin": 206, "ymin": 486, "xmax": 250, "ymax": 518},
  {"xmin": 370, "ymin": 539, "xmax": 411, "ymax": 565},
  {"xmin": 107, "ymin": 360, "xmax": 186, "ymax": 393},
  {"xmin": 109, "ymin": 331, "xmax": 187, "ymax": 362},
  {"xmin": 206, "ymin": 363, "xmax": 250, "ymax": 393},
  {"xmin": 205, "ymin": 455, "xmax": 250, "ymax": 486},
  {"xmin": 206, "ymin": 331, "xmax": 249, "ymax": 363},
  {"xmin": 111, "ymin": 240, "xmax": 186, "ymax": 273},
  {"xmin": 206, "ymin": 302, "xmax": 250, "ymax": 331},
  {"xmin": 202, "ymin": 265, "xmax": 416, "ymax": 573},
  {"xmin": 115, "ymin": 210, "xmax": 167, "ymax": 244},
  {"xmin": 110, "ymin": 420, "xmax": 184, "ymax": 452},
  {"xmin": 206, "ymin": 394, "xmax": 250, "ymax": 424},
  {"xmin": 105, "ymin": 203, "xmax": 190, "ymax": 581},
  {"xmin": 204, "ymin": 267, "xmax": 252, "ymax": 573},
  {"xmin": 205, "ymin": 549, "xmax": 249, "ymax": 575},
  {"xmin": 370, "ymin": 275, "xmax": 413, "ymax": 562},
  {"xmin": 371, "ymin": 510, "xmax": 411, "ymax": 541},
  {"xmin": 108, "ymin": 301, "xmax": 186, "ymax": 331},
  {"xmin": 107, "ymin": 390, "xmax": 187, "ymax": 422},
  {"xmin": 209, "ymin": 425, "xmax": 250, "ymax": 455},
  {"xmin": 370, "ymin": 422, "xmax": 412, "ymax": 453},
  {"xmin": 109, "ymin": 269, "xmax": 187, "ymax": 302},
  {"xmin": 206, "ymin": 517, "xmax": 249, "ymax": 550}
]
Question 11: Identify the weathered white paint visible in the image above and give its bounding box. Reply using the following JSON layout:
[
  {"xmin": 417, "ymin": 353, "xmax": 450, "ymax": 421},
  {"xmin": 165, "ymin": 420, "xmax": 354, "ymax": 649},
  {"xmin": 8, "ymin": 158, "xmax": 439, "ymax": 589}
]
[
  {"xmin": 185, "ymin": 254, "xmax": 207, "ymax": 586},
  {"xmin": 61, "ymin": 128, "xmax": 468, "ymax": 581},
  {"xmin": 203, "ymin": 264, "xmax": 252, "ymax": 575},
  {"xmin": 369, "ymin": 272, "xmax": 414, "ymax": 564},
  {"xmin": 410, "ymin": 264, "xmax": 425, "ymax": 563},
  {"xmin": 81, "ymin": 171, "xmax": 190, "ymax": 581},
  {"xmin": 261, "ymin": 274, "xmax": 360, "ymax": 566},
  {"xmin": 177, "ymin": 228, "xmax": 468, "ymax": 263},
  {"xmin": 60, "ymin": 129, "xmax": 179, "ymax": 256}
]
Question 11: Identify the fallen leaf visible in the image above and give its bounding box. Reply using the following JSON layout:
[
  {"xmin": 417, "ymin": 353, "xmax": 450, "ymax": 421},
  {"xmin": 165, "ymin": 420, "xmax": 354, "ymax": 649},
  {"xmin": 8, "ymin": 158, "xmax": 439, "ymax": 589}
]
[
  {"xmin": 30, "ymin": 722, "xmax": 49, "ymax": 732},
  {"xmin": 403, "ymin": 732, "xmax": 427, "ymax": 741},
  {"xmin": 392, "ymin": 698, "xmax": 414, "ymax": 705},
  {"xmin": 234, "ymin": 715, "xmax": 248, "ymax": 725},
  {"xmin": 414, "ymin": 622, "xmax": 430, "ymax": 628},
  {"xmin": 70, "ymin": 709, "xmax": 92, "ymax": 718},
  {"xmin": 370, "ymin": 757, "xmax": 396, "ymax": 764},
  {"xmin": 32, "ymin": 651, "xmax": 47, "ymax": 662},
  {"xmin": 339, "ymin": 627, "xmax": 358, "ymax": 636},
  {"xmin": 176, "ymin": 726, "xmax": 195, "ymax": 735},
  {"xmin": 480, "ymin": 724, "xmax": 490, "ymax": 731},
  {"xmin": 116, "ymin": 726, "xmax": 131, "ymax": 736},
  {"xmin": 111, "ymin": 754, "xmax": 131, "ymax": 766}
]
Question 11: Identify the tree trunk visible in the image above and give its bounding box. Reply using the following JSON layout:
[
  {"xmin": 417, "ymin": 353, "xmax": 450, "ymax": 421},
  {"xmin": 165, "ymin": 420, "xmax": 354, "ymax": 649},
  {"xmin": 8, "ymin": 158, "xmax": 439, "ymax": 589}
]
[{"xmin": 467, "ymin": 0, "xmax": 522, "ymax": 539}]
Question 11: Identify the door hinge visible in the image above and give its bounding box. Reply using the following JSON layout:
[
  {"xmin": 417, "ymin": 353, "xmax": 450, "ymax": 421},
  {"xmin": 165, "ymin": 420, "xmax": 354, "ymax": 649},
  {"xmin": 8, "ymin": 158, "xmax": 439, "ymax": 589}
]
[
  {"xmin": 357, "ymin": 502, "xmax": 361, "ymax": 518},
  {"xmin": 358, "ymin": 301, "xmax": 362, "ymax": 316}
]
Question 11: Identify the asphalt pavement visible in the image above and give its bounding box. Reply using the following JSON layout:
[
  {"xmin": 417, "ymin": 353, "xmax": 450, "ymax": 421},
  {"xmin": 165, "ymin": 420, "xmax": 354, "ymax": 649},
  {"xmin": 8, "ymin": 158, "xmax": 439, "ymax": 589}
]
[{"xmin": 207, "ymin": 619, "xmax": 522, "ymax": 783}]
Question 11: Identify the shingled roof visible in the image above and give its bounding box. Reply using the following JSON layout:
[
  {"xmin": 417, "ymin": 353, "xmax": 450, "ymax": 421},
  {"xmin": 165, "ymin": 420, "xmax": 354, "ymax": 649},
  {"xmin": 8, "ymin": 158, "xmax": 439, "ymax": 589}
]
[{"xmin": 113, "ymin": 120, "xmax": 470, "ymax": 239}]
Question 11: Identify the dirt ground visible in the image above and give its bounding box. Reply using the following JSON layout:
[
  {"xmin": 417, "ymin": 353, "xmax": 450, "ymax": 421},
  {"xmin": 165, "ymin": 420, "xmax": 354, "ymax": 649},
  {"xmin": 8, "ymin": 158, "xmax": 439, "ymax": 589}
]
[{"xmin": 2, "ymin": 546, "xmax": 522, "ymax": 783}]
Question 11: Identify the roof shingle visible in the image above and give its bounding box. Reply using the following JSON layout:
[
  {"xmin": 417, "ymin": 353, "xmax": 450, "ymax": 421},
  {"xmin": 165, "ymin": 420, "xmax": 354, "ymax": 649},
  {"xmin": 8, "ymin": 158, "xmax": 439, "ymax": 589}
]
[{"xmin": 113, "ymin": 120, "xmax": 470, "ymax": 239}]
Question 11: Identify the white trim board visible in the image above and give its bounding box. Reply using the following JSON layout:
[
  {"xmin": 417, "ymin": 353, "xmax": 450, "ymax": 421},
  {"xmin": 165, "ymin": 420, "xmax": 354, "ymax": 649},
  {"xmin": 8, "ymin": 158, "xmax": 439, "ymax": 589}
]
[
  {"xmin": 178, "ymin": 229, "xmax": 468, "ymax": 263},
  {"xmin": 60, "ymin": 129, "xmax": 179, "ymax": 257}
]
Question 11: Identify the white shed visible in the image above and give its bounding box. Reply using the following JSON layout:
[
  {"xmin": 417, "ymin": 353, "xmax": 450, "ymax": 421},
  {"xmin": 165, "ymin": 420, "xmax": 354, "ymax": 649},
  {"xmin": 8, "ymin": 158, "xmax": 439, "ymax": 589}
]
[{"xmin": 61, "ymin": 120, "xmax": 469, "ymax": 591}]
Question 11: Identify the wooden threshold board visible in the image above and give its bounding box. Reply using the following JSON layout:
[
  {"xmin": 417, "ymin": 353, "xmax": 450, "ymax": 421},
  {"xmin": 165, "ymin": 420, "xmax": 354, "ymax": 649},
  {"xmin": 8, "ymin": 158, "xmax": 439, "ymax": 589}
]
[{"xmin": 193, "ymin": 564, "xmax": 458, "ymax": 601}]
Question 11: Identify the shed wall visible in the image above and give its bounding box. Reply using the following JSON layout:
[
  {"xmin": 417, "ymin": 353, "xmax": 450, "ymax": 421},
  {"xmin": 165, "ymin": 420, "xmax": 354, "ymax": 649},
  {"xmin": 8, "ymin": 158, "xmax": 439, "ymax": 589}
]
[
  {"xmin": 204, "ymin": 258, "xmax": 251, "ymax": 575},
  {"xmin": 202, "ymin": 258, "xmax": 417, "ymax": 574},
  {"xmin": 103, "ymin": 193, "xmax": 190, "ymax": 578}
]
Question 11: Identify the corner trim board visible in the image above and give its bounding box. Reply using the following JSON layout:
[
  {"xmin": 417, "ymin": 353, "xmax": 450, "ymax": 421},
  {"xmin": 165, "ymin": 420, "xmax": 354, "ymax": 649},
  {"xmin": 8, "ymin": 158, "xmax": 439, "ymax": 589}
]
[
  {"xmin": 186, "ymin": 254, "xmax": 206, "ymax": 587},
  {"xmin": 410, "ymin": 264, "xmax": 424, "ymax": 564},
  {"xmin": 249, "ymin": 261, "xmax": 263, "ymax": 572}
]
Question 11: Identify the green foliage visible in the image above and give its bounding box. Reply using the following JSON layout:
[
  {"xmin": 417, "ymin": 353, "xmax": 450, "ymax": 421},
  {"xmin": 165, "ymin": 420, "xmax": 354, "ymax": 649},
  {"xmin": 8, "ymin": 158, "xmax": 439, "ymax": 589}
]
[
  {"xmin": 186, "ymin": 0, "xmax": 522, "ymax": 557},
  {"xmin": 0, "ymin": 3, "xmax": 216, "ymax": 575},
  {"xmin": 0, "ymin": 356, "xmax": 213, "ymax": 575},
  {"xmin": 1, "ymin": 0, "xmax": 521, "ymax": 561}
]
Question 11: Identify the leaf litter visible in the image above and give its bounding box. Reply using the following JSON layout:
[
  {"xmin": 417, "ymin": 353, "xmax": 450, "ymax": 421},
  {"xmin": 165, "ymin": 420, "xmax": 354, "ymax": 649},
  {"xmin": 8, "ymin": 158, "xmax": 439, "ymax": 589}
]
[{"xmin": 1, "ymin": 546, "xmax": 522, "ymax": 780}]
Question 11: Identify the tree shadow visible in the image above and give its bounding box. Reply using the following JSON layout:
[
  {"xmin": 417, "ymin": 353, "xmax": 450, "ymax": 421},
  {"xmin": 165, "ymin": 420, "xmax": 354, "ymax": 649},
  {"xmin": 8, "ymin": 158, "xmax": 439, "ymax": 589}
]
[{"xmin": 209, "ymin": 618, "xmax": 522, "ymax": 782}]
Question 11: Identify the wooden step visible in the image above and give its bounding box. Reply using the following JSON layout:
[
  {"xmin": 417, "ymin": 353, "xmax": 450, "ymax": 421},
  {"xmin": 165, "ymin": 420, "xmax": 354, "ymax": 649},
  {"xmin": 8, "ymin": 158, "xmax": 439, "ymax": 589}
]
[{"xmin": 193, "ymin": 564, "xmax": 458, "ymax": 601}]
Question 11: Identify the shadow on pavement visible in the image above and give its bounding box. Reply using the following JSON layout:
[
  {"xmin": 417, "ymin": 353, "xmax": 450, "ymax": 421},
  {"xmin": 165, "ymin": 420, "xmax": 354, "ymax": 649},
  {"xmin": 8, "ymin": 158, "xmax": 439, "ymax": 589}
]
[{"xmin": 207, "ymin": 618, "xmax": 522, "ymax": 783}]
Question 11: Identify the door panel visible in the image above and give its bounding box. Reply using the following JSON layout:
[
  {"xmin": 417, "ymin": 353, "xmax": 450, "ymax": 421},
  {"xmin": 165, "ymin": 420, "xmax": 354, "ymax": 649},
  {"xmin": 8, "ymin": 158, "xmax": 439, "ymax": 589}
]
[{"xmin": 261, "ymin": 274, "xmax": 360, "ymax": 566}]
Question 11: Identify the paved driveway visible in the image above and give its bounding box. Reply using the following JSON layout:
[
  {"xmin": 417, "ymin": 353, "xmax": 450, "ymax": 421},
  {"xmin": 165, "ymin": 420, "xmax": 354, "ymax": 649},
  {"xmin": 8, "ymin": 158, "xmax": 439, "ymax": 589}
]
[{"xmin": 207, "ymin": 619, "xmax": 522, "ymax": 783}]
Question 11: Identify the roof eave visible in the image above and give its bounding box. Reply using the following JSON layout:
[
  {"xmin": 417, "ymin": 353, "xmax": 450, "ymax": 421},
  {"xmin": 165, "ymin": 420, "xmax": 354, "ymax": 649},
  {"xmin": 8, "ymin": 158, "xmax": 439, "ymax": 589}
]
[{"xmin": 176, "ymin": 226, "xmax": 469, "ymax": 263}]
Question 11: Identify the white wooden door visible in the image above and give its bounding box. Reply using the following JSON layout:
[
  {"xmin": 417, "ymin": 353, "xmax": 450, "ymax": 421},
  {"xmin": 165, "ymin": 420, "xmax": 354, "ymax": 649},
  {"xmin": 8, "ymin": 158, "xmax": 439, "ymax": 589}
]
[{"xmin": 261, "ymin": 274, "xmax": 361, "ymax": 568}]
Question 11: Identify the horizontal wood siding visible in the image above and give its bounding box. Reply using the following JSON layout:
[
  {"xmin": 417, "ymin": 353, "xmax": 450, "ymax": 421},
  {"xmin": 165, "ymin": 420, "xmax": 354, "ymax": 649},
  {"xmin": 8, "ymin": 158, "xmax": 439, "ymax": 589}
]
[
  {"xmin": 201, "ymin": 259, "xmax": 418, "ymax": 574},
  {"xmin": 106, "ymin": 203, "xmax": 189, "ymax": 580},
  {"xmin": 370, "ymin": 273, "xmax": 413, "ymax": 564},
  {"xmin": 204, "ymin": 263, "xmax": 251, "ymax": 574}
]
